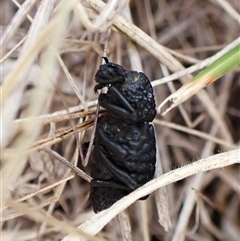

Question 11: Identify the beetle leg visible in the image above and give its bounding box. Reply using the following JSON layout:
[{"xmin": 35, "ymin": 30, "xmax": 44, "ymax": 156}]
[
  {"xmin": 91, "ymin": 180, "xmax": 129, "ymax": 191},
  {"xmin": 96, "ymin": 126, "xmax": 127, "ymax": 158},
  {"xmin": 99, "ymin": 87, "xmax": 138, "ymax": 123},
  {"xmin": 99, "ymin": 95, "xmax": 136, "ymax": 121},
  {"xmin": 106, "ymin": 86, "xmax": 134, "ymax": 112},
  {"xmin": 98, "ymin": 145, "xmax": 139, "ymax": 190}
]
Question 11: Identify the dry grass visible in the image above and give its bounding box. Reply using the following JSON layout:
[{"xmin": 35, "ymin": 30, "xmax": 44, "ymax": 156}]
[{"xmin": 1, "ymin": 0, "xmax": 240, "ymax": 241}]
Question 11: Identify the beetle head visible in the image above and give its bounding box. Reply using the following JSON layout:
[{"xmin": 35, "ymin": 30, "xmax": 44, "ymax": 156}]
[{"xmin": 95, "ymin": 58, "xmax": 127, "ymax": 87}]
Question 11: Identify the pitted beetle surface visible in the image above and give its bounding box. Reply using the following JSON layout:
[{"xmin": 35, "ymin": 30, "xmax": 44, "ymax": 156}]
[{"xmin": 89, "ymin": 58, "xmax": 156, "ymax": 213}]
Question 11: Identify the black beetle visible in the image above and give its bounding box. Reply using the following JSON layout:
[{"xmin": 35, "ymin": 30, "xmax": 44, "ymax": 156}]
[{"xmin": 89, "ymin": 58, "xmax": 157, "ymax": 213}]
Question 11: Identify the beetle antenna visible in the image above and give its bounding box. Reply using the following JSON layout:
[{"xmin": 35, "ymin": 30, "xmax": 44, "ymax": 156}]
[{"xmin": 102, "ymin": 56, "xmax": 109, "ymax": 63}]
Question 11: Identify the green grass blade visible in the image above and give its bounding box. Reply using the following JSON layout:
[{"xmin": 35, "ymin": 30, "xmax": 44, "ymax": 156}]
[{"xmin": 192, "ymin": 44, "xmax": 240, "ymax": 82}]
